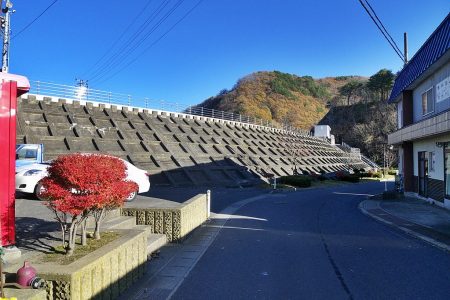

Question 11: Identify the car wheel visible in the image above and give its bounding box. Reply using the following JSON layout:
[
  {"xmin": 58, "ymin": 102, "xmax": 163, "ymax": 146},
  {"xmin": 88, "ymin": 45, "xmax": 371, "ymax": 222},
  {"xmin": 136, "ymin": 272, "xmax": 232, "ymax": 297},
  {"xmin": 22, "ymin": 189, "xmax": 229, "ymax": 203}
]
[
  {"xmin": 35, "ymin": 181, "xmax": 46, "ymax": 201},
  {"xmin": 126, "ymin": 190, "xmax": 137, "ymax": 202}
]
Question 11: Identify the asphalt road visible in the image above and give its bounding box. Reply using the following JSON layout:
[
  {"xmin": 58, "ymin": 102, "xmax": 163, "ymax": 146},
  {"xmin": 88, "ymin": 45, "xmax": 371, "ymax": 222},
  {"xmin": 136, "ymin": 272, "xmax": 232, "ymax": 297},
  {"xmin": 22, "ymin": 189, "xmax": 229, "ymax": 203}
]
[{"xmin": 172, "ymin": 182, "xmax": 450, "ymax": 300}]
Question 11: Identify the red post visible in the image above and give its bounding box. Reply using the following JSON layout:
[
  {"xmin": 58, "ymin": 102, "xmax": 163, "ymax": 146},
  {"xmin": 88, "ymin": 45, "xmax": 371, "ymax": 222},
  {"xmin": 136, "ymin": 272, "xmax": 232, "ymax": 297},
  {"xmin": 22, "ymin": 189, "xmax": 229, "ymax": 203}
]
[
  {"xmin": 0, "ymin": 74, "xmax": 29, "ymax": 247},
  {"xmin": 0, "ymin": 80, "xmax": 17, "ymax": 246}
]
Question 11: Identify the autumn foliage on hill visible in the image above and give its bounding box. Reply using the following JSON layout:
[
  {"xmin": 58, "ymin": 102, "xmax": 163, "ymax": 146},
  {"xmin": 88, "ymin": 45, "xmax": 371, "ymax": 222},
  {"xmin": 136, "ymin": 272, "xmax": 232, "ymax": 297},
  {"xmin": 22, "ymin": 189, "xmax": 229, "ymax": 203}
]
[
  {"xmin": 41, "ymin": 153, "xmax": 137, "ymax": 255},
  {"xmin": 197, "ymin": 71, "xmax": 365, "ymax": 129},
  {"xmin": 320, "ymin": 69, "xmax": 397, "ymax": 166},
  {"xmin": 197, "ymin": 69, "xmax": 397, "ymax": 165}
]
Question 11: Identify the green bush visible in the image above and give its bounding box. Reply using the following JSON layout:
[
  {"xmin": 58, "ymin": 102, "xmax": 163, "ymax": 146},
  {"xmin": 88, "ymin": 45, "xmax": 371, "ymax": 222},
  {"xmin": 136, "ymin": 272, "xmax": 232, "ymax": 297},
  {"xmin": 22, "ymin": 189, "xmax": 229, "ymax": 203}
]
[
  {"xmin": 278, "ymin": 175, "xmax": 312, "ymax": 188},
  {"xmin": 359, "ymin": 172, "xmax": 370, "ymax": 178},
  {"xmin": 318, "ymin": 175, "xmax": 327, "ymax": 181},
  {"xmin": 387, "ymin": 169, "xmax": 397, "ymax": 175},
  {"xmin": 271, "ymin": 71, "xmax": 330, "ymax": 99},
  {"xmin": 373, "ymin": 172, "xmax": 383, "ymax": 178},
  {"xmin": 339, "ymin": 174, "xmax": 360, "ymax": 183}
]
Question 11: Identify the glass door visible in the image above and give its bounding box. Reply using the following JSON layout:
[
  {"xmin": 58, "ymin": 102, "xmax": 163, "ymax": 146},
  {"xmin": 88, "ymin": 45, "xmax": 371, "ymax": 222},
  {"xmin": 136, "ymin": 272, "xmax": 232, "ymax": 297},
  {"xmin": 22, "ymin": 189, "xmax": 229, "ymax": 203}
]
[{"xmin": 445, "ymin": 149, "xmax": 450, "ymax": 197}]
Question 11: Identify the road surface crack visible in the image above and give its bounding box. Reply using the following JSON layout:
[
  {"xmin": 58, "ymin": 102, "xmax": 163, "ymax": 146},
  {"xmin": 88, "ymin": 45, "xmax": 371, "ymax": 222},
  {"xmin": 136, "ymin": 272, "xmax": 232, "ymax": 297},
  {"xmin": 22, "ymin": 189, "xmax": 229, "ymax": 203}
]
[{"xmin": 317, "ymin": 199, "xmax": 354, "ymax": 300}]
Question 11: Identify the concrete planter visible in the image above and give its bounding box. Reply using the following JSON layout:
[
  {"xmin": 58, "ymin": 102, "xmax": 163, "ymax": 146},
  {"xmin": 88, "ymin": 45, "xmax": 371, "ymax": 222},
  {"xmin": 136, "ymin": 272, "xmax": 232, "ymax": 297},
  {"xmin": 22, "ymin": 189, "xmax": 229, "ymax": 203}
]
[
  {"xmin": 34, "ymin": 227, "xmax": 149, "ymax": 300},
  {"xmin": 122, "ymin": 193, "xmax": 208, "ymax": 242}
]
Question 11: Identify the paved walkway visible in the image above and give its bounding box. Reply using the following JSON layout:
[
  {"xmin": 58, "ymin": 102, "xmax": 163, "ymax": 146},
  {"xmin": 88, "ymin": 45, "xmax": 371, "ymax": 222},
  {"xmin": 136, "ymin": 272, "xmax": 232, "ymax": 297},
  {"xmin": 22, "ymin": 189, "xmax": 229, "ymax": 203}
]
[
  {"xmin": 124, "ymin": 194, "xmax": 271, "ymax": 299},
  {"xmin": 360, "ymin": 196, "xmax": 450, "ymax": 252}
]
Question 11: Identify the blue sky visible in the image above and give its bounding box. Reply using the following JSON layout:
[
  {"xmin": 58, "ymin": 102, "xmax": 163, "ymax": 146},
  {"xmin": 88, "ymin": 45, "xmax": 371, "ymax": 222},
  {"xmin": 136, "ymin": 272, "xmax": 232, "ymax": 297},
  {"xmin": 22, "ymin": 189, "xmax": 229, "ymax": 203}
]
[{"xmin": 9, "ymin": 0, "xmax": 450, "ymax": 106}]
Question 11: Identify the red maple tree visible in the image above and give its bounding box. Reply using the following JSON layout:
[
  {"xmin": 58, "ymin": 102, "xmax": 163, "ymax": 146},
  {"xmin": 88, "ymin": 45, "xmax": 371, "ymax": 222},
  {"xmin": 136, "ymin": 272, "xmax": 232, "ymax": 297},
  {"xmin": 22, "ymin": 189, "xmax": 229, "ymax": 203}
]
[{"xmin": 41, "ymin": 153, "xmax": 137, "ymax": 255}]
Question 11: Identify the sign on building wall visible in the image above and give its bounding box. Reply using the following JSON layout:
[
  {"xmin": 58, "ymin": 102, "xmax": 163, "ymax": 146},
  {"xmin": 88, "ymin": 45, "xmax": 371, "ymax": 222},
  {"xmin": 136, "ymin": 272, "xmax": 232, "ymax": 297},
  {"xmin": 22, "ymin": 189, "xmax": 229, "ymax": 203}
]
[{"xmin": 436, "ymin": 75, "xmax": 450, "ymax": 103}]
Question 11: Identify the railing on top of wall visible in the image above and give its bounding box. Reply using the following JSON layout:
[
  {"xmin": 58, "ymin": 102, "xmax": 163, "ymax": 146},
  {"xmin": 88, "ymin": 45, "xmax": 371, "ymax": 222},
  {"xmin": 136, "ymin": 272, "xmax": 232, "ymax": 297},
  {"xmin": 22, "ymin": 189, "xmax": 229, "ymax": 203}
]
[{"xmin": 29, "ymin": 80, "xmax": 311, "ymax": 136}]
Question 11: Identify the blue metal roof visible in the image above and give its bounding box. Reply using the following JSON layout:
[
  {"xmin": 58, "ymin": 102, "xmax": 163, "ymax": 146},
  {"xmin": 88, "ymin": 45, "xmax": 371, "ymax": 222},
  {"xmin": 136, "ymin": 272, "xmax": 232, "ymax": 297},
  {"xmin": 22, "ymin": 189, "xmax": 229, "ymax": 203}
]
[{"xmin": 389, "ymin": 13, "xmax": 450, "ymax": 102}]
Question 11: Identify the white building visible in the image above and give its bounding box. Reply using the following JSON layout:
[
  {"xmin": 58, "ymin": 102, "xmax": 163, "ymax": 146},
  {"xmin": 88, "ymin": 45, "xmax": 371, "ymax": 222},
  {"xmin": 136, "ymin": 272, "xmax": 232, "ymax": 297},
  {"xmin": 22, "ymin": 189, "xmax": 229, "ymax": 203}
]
[{"xmin": 388, "ymin": 13, "xmax": 450, "ymax": 209}]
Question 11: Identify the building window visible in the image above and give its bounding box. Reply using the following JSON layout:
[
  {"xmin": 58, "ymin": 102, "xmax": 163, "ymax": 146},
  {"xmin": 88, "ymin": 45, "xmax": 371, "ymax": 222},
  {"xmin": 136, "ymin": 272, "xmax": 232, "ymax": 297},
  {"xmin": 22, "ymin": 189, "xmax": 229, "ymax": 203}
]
[
  {"xmin": 429, "ymin": 151, "xmax": 435, "ymax": 172},
  {"xmin": 422, "ymin": 88, "xmax": 434, "ymax": 115}
]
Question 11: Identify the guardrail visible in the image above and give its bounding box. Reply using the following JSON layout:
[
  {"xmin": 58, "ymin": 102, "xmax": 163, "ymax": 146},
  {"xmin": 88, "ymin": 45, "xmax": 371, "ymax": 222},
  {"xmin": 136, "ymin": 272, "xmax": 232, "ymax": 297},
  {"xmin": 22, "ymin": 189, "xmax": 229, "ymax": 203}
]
[{"xmin": 29, "ymin": 80, "xmax": 311, "ymax": 136}]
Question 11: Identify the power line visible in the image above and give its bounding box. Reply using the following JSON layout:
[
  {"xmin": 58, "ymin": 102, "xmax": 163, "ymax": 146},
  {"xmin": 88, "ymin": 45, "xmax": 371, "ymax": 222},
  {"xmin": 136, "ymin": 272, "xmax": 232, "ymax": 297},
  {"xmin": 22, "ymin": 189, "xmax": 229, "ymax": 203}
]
[
  {"xmin": 95, "ymin": 0, "xmax": 204, "ymax": 85},
  {"xmin": 80, "ymin": 0, "xmax": 155, "ymax": 78},
  {"xmin": 89, "ymin": 0, "xmax": 188, "ymax": 83},
  {"xmin": 12, "ymin": 0, "xmax": 59, "ymax": 40},
  {"xmin": 357, "ymin": 0, "xmax": 404, "ymax": 61},
  {"xmin": 87, "ymin": 0, "xmax": 174, "ymax": 82},
  {"xmin": 363, "ymin": 0, "xmax": 403, "ymax": 56},
  {"xmin": 91, "ymin": 0, "xmax": 187, "ymax": 83}
]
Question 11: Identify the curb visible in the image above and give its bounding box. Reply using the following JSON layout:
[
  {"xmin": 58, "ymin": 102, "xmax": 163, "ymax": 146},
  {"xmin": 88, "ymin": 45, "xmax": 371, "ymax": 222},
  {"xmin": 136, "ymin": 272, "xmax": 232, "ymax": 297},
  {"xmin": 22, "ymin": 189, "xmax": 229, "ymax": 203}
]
[{"xmin": 359, "ymin": 200, "xmax": 450, "ymax": 253}]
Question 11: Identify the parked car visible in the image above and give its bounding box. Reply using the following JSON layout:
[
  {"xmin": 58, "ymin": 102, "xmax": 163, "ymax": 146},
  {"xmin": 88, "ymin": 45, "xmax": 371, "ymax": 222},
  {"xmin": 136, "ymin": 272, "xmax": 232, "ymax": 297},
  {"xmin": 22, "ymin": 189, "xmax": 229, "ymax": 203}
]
[
  {"xmin": 15, "ymin": 157, "xmax": 150, "ymax": 201},
  {"xmin": 15, "ymin": 144, "xmax": 44, "ymax": 167}
]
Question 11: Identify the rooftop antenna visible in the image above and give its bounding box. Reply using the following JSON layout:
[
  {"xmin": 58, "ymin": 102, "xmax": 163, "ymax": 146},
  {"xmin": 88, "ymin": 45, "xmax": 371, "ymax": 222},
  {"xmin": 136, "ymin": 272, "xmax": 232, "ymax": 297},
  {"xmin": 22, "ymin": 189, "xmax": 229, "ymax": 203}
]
[{"xmin": 1, "ymin": 0, "xmax": 14, "ymax": 73}]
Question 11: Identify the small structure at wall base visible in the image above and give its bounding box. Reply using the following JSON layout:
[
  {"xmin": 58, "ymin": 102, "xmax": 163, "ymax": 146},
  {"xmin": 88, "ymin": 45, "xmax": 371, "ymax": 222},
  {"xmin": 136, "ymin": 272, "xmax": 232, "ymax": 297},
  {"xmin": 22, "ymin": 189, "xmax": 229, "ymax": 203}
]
[{"xmin": 0, "ymin": 73, "xmax": 30, "ymax": 263}]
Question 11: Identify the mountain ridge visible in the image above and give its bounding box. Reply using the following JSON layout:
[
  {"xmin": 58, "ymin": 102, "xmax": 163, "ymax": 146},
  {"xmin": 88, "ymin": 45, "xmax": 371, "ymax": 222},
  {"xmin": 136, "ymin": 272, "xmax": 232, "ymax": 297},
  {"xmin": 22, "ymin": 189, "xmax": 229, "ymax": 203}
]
[{"xmin": 196, "ymin": 71, "xmax": 367, "ymax": 129}]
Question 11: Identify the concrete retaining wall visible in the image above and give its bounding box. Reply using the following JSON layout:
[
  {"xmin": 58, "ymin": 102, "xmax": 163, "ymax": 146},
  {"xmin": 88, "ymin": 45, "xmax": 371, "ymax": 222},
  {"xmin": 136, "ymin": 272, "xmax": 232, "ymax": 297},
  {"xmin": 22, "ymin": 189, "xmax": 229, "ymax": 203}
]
[
  {"xmin": 17, "ymin": 95, "xmax": 371, "ymax": 187},
  {"xmin": 34, "ymin": 228, "xmax": 149, "ymax": 300},
  {"xmin": 122, "ymin": 193, "xmax": 208, "ymax": 242}
]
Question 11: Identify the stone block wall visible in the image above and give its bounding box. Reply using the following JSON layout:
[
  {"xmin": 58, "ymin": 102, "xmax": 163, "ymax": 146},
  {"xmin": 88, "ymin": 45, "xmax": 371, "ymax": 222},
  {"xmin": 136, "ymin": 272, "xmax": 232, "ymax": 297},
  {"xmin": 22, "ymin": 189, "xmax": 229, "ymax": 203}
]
[
  {"xmin": 17, "ymin": 95, "xmax": 371, "ymax": 187},
  {"xmin": 180, "ymin": 194, "xmax": 209, "ymax": 238},
  {"xmin": 122, "ymin": 193, "xmax": 208, "ymax": 242},
  {"xmin": 34, "ymin": 228, "xmax": 149, "ymax": 300}
]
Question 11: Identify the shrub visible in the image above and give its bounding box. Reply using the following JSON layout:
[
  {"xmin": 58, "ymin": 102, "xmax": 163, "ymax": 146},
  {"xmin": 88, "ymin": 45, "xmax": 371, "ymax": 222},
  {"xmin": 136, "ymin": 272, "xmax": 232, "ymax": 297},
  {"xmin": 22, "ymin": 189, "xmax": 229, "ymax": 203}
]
[
  {"xmin": 309, "ymin": 173, "xmax": 320, "ymax": 180},
  {"xmin": 41, "ymin": 154, "xmax": 137, "ymax": 255},
  {"xmin": 335, "ymin": 170, "xmax": 350, "ymax": 180},
  {"xmin": 372, "ymin": 172, "xmax": 383, "ymax": 178},
  {"xmin": 339, "ymin": 174, "xmax": 360, "ymax": 183},
  {"xmin": 336, "ymin": 170, "xmax": 359, "ymax": 183},
  {"xmin": 318, "ymin": 175, "xmax": 327, "ymax": 181},
  {"xmin": 278, "ymin": 175, "xmax": 312, "ymax": 188},
  {"xmin": 387, "ymin": 169, "xmax": 398, "ymax": 175}
]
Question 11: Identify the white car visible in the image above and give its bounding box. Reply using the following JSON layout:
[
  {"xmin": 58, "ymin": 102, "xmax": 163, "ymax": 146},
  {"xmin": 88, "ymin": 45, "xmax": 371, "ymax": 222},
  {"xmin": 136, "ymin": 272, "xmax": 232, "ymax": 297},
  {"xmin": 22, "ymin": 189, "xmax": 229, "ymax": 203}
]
[{"xmin": 15, "ymin": 158, "xmax": 150, "ymax": 201}]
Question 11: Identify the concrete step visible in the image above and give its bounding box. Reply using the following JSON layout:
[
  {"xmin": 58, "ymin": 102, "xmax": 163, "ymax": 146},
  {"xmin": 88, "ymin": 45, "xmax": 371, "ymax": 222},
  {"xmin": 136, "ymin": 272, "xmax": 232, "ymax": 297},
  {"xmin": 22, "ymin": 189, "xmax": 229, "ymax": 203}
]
[
  {"xmin": 146, "ymin": 232, "xmax": 167, "ymax": 255},
  {"xmin": 96, "ymin": 216, "xmax": 136, "ymax": 230}
]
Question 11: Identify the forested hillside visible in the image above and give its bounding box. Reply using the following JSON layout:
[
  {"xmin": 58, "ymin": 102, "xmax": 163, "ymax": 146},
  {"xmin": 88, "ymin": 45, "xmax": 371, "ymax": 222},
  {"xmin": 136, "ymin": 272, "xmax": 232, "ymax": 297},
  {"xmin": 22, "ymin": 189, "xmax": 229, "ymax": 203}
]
[
  {"xmin": 197, "ymin": 71, "xmax": 365, "ymax": 129},
  {"xmin": 197, "ymin": 70, "xmax": 396, "ymax": 165},
  {"xmin": 320, "ymin": 69, "xmax": 397, "ymax": 165}
]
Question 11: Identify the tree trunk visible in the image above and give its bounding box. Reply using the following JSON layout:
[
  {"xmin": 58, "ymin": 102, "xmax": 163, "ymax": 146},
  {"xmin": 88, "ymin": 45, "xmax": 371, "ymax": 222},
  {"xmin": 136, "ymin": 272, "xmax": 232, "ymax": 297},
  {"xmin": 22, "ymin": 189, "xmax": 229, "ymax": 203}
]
[
  {"xmin": 60, "ymin": 223, "xmax": 66, "ymax": 248},
  {"xmin": 94, "ymin": 208, "xmax": 105, "ymax": 240},
  {"xmin": 81, "ymin": 219, "xmax": 87, "ymax": 246},
  {"xmin": 66, "ymin": 223, "xmax": 77, "ymax": 256}
]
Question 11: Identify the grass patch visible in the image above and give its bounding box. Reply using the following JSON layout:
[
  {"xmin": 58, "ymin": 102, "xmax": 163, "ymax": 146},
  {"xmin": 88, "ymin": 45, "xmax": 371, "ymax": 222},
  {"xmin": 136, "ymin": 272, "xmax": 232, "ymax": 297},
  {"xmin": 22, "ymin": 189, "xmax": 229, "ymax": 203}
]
[{"xmin": 40, "ymin": 231, "xmax": 121, "ymax": 265}]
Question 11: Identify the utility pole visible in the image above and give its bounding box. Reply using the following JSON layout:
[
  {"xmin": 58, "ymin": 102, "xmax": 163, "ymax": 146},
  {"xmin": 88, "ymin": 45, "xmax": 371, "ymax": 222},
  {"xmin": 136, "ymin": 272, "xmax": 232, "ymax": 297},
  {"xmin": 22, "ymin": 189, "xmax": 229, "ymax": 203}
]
[
  {"xmin": 404, "ymin": 32, "xmax": 408, "ymax": 65},
  {"xmin": 75, "ymin": 78, "xmax": 89, "ymax": 100},
  {"xmin": 1, "ymin": 0, "xmax": 13, "ymax": 73}
]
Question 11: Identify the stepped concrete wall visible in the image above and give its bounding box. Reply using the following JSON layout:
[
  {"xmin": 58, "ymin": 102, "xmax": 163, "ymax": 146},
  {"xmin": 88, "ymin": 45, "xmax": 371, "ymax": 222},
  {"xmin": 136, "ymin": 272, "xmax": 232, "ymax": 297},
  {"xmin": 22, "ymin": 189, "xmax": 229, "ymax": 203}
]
[
  {"xmin": 17, "ymin": 95, "xmax": 369, "ymax": 186},
  {"xmin": 35, "ymin": 228, "xmax": 149, "ymax": 300},
  {"xmin": 122, "ymin": 193, "xmax": 208, "ymax": 242}
]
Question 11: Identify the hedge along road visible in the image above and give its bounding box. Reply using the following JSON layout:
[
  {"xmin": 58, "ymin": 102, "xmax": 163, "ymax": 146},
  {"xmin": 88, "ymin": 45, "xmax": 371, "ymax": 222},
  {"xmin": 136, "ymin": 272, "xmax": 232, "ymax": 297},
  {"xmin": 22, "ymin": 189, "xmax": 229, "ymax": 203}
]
[{"xmin": 171, "ymin": 181, "xmax": 450, "ymax": 300}]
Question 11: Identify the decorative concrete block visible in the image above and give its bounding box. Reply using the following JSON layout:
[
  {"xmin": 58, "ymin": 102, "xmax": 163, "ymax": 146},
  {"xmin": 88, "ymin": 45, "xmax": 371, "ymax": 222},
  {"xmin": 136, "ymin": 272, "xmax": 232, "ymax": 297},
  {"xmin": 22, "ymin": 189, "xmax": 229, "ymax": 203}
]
[
  {"xmin": 32, "ymin": 228, "xmax": 149, "ymax": 300},
  {"xmin": 122, "ymin": 194, "xmax": 207, "ymax": 242}
]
